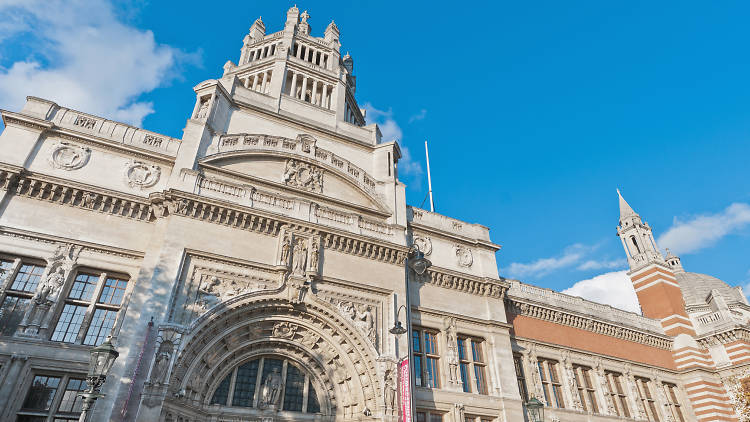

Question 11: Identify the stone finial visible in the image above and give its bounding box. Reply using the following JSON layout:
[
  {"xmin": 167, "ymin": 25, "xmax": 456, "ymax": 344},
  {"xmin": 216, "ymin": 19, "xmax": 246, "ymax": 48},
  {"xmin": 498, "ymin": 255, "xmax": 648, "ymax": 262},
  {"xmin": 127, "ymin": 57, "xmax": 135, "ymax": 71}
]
[
  {"xmin": 286, "ymin": 5, "xmax": 300, "ymax": 28},
  {"xmin": 325, "ymin": 20, "xmax": 340, "ymax": 45},
  {"xmin": 249, "ymin": 16, "xmax": 266, "ymax": 40}
]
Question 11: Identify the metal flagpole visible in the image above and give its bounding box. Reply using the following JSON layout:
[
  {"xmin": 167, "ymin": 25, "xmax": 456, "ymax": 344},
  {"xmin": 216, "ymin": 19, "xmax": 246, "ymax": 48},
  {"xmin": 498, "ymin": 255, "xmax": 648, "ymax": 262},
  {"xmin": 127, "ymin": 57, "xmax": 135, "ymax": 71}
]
[{"xmin": 424, "ymin": 140, "xmax": 435, "ymax": 212}]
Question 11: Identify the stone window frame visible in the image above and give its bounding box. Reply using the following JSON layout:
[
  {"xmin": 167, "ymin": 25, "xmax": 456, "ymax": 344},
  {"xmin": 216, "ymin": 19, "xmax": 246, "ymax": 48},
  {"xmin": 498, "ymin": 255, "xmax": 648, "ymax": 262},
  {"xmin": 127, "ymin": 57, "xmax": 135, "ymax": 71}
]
[
  {"xmin": 412, "ymin": 327, "xmax": 440, "ymax": 389},
  {"xmin": 513, "ymin": 354, "xmax": 529, "ymax": 402},
  {"xmin": 662, "ymin": 382, "xmax": 686, "ymax": 422},
  {"xmin": 605, "ymin": 371, "xmax": 631, "ymax": 418},
  {"xmin": 0, "ymin": 254, "xmax": 46, "ymax": 336},
  {"xmin": 457, "ymin": 335, "xmax": 488, "ymax": 395},
  {"xmin": 573, "ymin": 365, "xmax": 599, "ymax": 414},
  {"xmin": 464, "ymin": 415, "xmax": 495, "ymax": 422},
  {"xmin": 537, "ymin": 358, "xmax": 565, "ymax": 408},
  {"xmin": 635, "ymin": 377, "xmax": 660, "ymax": 421},
  {"xmin": 15, "ymin": 371, "xmax": 87, "ymax": 421},
  {"xmin": 416, "ymin": 409, "xmax": 444, "ymax": 422},
  {"xmin": 49, "ymin": 268, "xmax": 130, "ymax": 346}
]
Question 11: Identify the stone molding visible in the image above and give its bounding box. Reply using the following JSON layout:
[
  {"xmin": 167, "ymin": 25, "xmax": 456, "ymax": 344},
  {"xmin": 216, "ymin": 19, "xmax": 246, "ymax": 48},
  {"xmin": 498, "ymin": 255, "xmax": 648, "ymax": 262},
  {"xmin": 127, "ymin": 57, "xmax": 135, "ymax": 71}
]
[
  {"xmin": 0, "ymin": 226, "xmax": 144, "ymax": 260},
  {"xmin": 506, "ymin": 298, "xmax": 673, "ymax": 350},
  {"xmin": 0, "ymin": 165, "xmax": 153, "ymax": 221},
  {"xmin": 697, "ymin": 327, "xmax": 750, "ymax": 348},
  {"xmin": 424, "ymin": 266, "xmax": 507, "ymax": 299}
]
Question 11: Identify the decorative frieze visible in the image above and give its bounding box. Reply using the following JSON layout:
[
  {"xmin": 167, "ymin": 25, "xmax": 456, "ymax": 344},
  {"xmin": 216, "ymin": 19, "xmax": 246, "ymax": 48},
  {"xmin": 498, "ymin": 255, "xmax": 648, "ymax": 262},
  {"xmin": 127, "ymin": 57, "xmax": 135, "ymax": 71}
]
[
  {"xmin": 283, "ymin": 158, "xmax": 323, "ymax": 192},
  {"xmin": 506, "ymin": 298, "xmax": 673, "ymax": 350},
  {"xmin": 424, "ymin": 268, "xmax": 506, "ymax": 298}
]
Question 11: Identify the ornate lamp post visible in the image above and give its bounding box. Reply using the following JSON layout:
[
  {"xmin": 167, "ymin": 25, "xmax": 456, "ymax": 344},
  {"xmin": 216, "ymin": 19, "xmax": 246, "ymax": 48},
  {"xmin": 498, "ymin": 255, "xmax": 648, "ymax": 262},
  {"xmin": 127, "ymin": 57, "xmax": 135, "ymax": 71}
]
[
  {"xmin": 79, "ymin": 337, "xmax": 119, "ymax": 422},
  {"xmin": 525, "ymin": 396, "xmax": 545, "ymax": 422}
]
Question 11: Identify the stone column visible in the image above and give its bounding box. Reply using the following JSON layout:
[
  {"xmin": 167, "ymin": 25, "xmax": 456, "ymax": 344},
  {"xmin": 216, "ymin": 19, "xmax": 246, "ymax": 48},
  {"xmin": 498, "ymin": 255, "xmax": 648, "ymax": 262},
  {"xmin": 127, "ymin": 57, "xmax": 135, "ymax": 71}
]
[
  {"xmin": 261, "ymin": 71, "xmax": 269, "ymax": 94},
  {"xmin": 290, "ymin": 72, "xmax": 298, "ymax": 97},
  {"xmin": 311, "ymin": 80, "xmax": 318, "ymax": 106},
  {"xmin": 300, "ymin": 77, "xmax": 308, "ymax": 102},
  {"xmin": 253, "ymin": 73, "xmax": 261, "ymax": 91}
]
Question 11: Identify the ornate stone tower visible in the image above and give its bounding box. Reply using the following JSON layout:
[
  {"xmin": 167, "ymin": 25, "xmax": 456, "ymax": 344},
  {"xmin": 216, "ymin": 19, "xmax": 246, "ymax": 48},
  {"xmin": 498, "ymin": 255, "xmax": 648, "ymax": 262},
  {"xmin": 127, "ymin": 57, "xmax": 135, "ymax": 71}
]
[{"xmin": 616, "ymin": 189, "xmax": 694, "ymax": 337}]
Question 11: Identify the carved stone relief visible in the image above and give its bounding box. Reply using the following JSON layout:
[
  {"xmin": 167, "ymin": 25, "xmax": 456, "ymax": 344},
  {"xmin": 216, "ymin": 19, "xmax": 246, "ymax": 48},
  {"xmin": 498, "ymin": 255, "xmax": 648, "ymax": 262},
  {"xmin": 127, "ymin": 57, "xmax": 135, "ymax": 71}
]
[
  {"xmin": 49, "ymin": 142, "xmax": 91, "ymax": 170},
  {"xmin": 328, "ymin": 298, "xmax": 377, "ymax": 349},
  {"xmin": 125, "ymin": 160, "xmax": 161, "ymax": 189},
  {"xmin": 454, "ymin": 244, "xmax": 473, "ymax": 267},
  {"xmin": 283, "ymin": 158, "xmax": 323, "ymax": 192},
  {"xmin": 413, "ymin": 235, "xmax": 432, "ymax": 256},
  {"xmin": 444, "ymin": 317, "xmax": 460, "ymax": 388},
  {"xmin": 195, "ymin": 273, "xmax": 271, "ymax": 311}
]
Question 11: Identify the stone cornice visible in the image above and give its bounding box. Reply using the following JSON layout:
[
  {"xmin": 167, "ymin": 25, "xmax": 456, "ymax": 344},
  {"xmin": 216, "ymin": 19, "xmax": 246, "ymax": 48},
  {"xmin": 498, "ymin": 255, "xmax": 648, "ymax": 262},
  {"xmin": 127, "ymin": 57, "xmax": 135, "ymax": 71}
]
[
  {"xmin": 1, "ymin": 110, "xmax": 54, "ymax": 131},
  {"xmin": 0, "ymin": 165, "xmax": 153, "ymax": 222},
  {"xmin": 505, "ymin": 297, "xmax": 673, "ymax": 350},
  {"xmin": 0, "ymin": 226, "xmax": 144, "ymax": 260},
  {"xmin": 423, "ymin": 266, "xmax": 508, "ymax": 299},
  {"xmin": 47, "ymin": 128, "xmax": 176, "ymax": 166},
  {"xmin": 697, "ymin": 327, "xmax": 750, "ymax": 348},
  {"xmin": 413, "ymin": 306, "xmax": 513, "ymax": 330}
]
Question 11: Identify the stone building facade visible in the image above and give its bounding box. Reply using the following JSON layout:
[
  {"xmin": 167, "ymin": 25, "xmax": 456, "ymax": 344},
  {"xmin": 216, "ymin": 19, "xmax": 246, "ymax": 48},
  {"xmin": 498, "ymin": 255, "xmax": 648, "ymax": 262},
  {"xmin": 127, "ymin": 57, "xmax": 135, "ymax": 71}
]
[{"xmin": 0, "ymin": 7, "xmax": 747, "ymax": 422}]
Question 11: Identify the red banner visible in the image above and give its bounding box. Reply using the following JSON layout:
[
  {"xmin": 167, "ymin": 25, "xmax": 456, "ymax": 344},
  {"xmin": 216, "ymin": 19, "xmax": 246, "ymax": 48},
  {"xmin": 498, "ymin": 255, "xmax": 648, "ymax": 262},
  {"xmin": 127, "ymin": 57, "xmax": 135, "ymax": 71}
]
[{"xmin": 399, "ymin": 358, "xmax": 411, "ymax": 422}]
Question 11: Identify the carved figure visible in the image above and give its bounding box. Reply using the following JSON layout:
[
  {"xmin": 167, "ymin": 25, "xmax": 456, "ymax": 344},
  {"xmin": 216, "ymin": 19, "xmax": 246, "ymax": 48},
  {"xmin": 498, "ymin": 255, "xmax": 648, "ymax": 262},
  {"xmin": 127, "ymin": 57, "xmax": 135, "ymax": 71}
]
[
  {"xmin": 292, "ymin": 239, "xmax": 308, "ymax": 274},
  {"xmin": 383, "ymin": 369, "xmax": 396, "ymax": 411},
  {"xmin": 272, "ymin": 321, "xmax": 297, "ymax": 339},
  {"xmin": 197, "ymin": 276, "xmax": 221, "ymax": 310},
  {"xmin": 280, "ymin": 234, "xmax": 292, "ymax": 266},
  {"xmin": 445, "ymin": 318, "xmax": 459, "ymax": 385},
  {"xmin": 355, "ymin": 304, "xmax": 375, "ymax": 342},
  {"xmin": 309, "ymin": 240, "xmax": 320, "ymax": 272},
  {"xmin": 196, "ymin": 97, "xmax": 210, "ymax": 119},
  {"xmin": 260, "ymin": 367, "xmax": 283, "ymax": 407},
  {"xmin": 151, "ymin": 342, "xmax": 172, "ymax": 384}
]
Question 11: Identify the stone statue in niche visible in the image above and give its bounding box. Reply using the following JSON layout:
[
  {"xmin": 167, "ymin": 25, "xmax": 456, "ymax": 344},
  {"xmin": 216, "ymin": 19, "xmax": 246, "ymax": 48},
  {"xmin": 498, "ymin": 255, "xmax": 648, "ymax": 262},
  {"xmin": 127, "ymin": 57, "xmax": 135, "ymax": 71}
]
[
  {"xmin": 196, "ymin": 97, "xmax": 210, "ymax": 119},
  {"xmin": 260, "ymin": 367, "xmax": 283, "ymax": 407},
  {"xmin": 445, "ymin": 317, "xmax": 459, "ymax": 386},
  {"xmin": 150, "ymin": 341, "xmax": 173, "ymax": 384},
  {"xmin": 292, "ymin": 238, "xmax": 308, "ymax": 275},
  {"xmin": 383, "ymin": 368, "xmax": 396, "ymax": 412},
  {"xmin": 280, "ymin": 234, "xmax": 292, "ymax": 266},
  {"xmin": 355, "ymin": 304, "xmax": 375, "ymax": 344},
  {"xmin": 308, "ymin": 239, "xmax": 320, "ymax": 272}
]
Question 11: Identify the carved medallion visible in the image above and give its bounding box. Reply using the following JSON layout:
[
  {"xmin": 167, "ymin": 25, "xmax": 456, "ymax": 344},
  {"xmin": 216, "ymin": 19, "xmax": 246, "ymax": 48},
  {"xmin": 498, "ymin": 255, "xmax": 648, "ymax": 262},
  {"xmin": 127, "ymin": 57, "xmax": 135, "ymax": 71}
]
[
  {"xmin": 454, "ymin": 245, "xmax": 473, "ymax": 267},
  {"xmin": 283, "ymin": 159, "xmax": 323, "ymax": 192},
  {"xmin": 124, "ymin": 160, "xmax": 161, "ymax": 189},
  {"xmin": 413, "ymin": 236, "xmax": 432, "ymax": 256},
  {"xmin": 49, "ymin": 142, "xmax": 91, "ymax": 170}
]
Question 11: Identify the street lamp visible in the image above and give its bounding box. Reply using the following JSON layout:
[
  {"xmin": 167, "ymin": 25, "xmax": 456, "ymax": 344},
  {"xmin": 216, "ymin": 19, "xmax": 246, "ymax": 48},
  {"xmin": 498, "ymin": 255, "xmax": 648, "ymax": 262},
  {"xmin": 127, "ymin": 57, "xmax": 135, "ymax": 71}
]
[
  {"xmin": 389, "ymin": 304, "xmax": 408, "ymax": 335},
  {"xmin": 79, "ymin": 337, "xmax": 119, "ymax": 422},
  {"xmin": 525, "ymin": 396, "xmax": 545, "ymax": 422}
]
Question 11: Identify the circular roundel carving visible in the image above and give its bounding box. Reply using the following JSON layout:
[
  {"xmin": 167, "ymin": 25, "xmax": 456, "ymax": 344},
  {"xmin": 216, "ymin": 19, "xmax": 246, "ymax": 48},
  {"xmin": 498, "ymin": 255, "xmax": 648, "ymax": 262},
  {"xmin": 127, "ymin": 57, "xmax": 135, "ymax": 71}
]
[
  {"xmin": 455, "ymin": 245, "xmax": 473, "ymax": 267},
  {"xmin": 49, "ymin": 142, "xmax": 90, "ymax": 170},
  {"xmin": 413, "ymin": 236, "xmax": 432, "ymax": 256},
  {"xmin": 124, "ymin": 160, "xmax": 161, "ymax": 189}
]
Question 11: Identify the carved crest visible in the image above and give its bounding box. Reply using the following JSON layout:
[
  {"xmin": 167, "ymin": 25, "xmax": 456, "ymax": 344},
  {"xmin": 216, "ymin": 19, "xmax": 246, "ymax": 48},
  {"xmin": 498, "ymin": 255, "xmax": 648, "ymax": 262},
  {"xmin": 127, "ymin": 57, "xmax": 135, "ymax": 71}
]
[
  {"xmin": 125, "ymin": 160, "xmax": 161, "ymax": 189},
  {"xmin": 413, "ymin": 236, "xmax": 432, "ymax": 256},
  {"xmin": 454, "ymin": 245, "xmax": 473, "ymax": 267},
  {"xmin": 283, "ymin": 159, "xmax": 323, "ymax": 192},
  {"xmin": 49, "ymin": 142, "xmax": 91, "ymax": 170}
]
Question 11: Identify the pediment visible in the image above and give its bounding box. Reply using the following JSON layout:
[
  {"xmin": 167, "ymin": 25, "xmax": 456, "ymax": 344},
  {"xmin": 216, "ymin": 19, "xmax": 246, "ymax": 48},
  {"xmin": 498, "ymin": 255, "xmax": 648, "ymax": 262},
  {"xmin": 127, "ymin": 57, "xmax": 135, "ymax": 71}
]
[{"xmin": 200, "ymin": 133, "xmax": 388, "ymax": 213}]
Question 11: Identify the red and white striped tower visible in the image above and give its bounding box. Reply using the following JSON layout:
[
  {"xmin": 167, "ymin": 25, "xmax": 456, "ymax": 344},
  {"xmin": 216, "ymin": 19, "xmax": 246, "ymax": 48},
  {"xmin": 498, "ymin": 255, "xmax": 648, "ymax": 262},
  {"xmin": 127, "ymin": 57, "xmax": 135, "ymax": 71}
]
[{"xmin": 616, "ymin": 190, "xmax": 737, "ymax": 421}]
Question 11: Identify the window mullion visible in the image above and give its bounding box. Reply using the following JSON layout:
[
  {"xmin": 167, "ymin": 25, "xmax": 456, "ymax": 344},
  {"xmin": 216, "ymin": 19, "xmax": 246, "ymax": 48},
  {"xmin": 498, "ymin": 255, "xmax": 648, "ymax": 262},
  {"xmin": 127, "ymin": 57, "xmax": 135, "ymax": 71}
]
[
  {"xmin": 279, "ymin": 360, "xmax": 288, "ymax": 409},
  {"xmin": 302, "ymin": 374, "xmax": 310, "ymax": 413},
  {"xmin": 48, "ymin": 374, "xmax": 69, "ymax": 420},
  {"xmin": 75, "ymin": 272, "xmax": 107, "ymax": 344},
  {"xmin": 0, "ymin": 258, "xmax": 22, "ymax": 303},
  {"xmin": 226, "ymin": 367, "xmax": 239, "ymax": 406},
  {"xmin": 253, "ymin": 358, "xmax": 265, "ymax": 408}
]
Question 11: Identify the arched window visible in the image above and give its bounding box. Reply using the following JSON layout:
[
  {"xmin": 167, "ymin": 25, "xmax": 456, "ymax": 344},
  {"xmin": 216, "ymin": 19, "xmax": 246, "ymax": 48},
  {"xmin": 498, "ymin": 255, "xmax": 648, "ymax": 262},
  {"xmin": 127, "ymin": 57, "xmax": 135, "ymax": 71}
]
[
  {"xmin": 630, "ymin": 236, "xmax": 641, "ymax": 254},
  {"xmin": 209, "ymin": 356, "xmax": 322, "ymax": 414}
]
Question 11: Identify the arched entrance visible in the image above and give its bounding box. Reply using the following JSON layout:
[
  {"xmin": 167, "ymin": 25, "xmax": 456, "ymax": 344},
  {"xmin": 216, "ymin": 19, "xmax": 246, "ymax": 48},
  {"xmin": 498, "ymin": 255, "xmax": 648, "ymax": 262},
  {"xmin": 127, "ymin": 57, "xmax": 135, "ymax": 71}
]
[{"xmin": 159, "ymin": 295, "xmax": 383, "ymax": 421}]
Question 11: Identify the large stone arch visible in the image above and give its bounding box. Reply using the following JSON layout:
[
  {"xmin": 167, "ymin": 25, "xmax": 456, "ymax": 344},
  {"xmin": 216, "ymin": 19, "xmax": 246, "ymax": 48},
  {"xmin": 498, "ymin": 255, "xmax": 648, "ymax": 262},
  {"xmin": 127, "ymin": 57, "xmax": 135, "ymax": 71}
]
[{"xmin": 163, "ymin": 292, "xmax": 382, "ymax": 420}]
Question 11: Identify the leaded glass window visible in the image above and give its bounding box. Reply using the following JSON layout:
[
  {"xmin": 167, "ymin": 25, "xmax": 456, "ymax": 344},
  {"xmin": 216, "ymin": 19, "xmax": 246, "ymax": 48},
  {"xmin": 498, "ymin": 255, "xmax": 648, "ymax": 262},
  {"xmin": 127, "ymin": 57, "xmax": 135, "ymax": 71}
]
[
  {"xmin": 0, "ymin": 257, "xmax": 45, "ymax": 337},
  {"xmin": 212, "ymin": 356, "xmax": 323, "ymax": 414},
  {"xmin": 17, "ymin": 373, "xmax": 86, "ymax": 420}
]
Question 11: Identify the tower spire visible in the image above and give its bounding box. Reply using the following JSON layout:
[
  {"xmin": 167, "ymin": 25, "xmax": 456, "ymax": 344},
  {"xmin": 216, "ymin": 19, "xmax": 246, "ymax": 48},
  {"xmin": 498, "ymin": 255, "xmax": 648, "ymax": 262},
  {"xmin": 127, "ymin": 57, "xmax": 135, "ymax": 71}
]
[{"xmin": 617, "ymin": 188, "xmax": 637, "ymax": 220}]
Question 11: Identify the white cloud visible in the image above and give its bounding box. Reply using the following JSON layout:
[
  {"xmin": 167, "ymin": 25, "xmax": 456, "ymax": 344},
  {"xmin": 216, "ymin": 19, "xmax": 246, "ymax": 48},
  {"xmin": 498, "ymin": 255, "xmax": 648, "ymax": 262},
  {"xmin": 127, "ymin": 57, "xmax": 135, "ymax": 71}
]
[
  {"xmin": 577, "ymin": 258, "xmax": 627, "ymax": 271},
  {"xmin": 363, "ymin": 103, "xmax": 423, "ymax": 179},
  {"xmin": 562, "ymin": 271, "xmax": 641, "ymax": 313},
  {"xmin": 658, "ymin": 203, "xmax": 750, "ymax": 255},
  {"xmin": 409, "ymin": 108, "xmax": 427, "ymax": 123},
  {"xmin": 0, "ymin": 0, "xmax": 194, "ymax": 127},
  {"xmin": 506, "ymin": 244, "xmax": 589, "ymax": 278}
]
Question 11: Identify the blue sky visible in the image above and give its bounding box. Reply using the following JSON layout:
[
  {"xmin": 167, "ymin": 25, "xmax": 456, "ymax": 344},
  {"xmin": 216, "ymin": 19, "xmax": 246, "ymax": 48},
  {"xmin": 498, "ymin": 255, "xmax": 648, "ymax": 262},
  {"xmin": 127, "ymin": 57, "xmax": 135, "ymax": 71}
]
[{"xmin": 1, "ymin": 1, "xmax": 748, "ymax": 312}]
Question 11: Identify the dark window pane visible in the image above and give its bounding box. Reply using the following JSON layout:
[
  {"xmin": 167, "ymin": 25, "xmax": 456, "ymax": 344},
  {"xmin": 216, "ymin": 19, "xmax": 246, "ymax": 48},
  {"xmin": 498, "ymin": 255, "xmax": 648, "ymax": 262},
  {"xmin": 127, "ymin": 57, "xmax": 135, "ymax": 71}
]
[
  {"xmin": 306, "ymin": 380, "xmax": 320, "ymax": 413},
  {"xmin": 474, "ymin": 365, "xmax": 487, "ymax": 394},
  {"xmin": 413, "ymin": 355, "xmax": 423, "ymax": 386},
  {"xmin": 83, "ymin": 309, "xmax": 116, "ymax": 345},
  {"xmin": 98, "ymin": 278, "xmax": 127, "ymax": 305},
  {"xmin": 416, "ymin": 412, "xmax": 426, "ymax": 422},
  {"xmin": 11, "ymin": 264, "xmax": 45, "ymax": 292},
  {"xmin": 460, "ymin": 363, "xmax": 470, "ymax": 392},
  {"xmin": 471, "ymin": 341, "xmax": 483, "ymax": 362},
  {"xmin": 210, "ymin": 373, "xmax": 231, "ymax": 405},
  {"xmin": 58, "ymin": 378, "xmax": 87, "ymax": 413},
  {"xmin": 283, "ymin": 363, "xmax": 305, "ymax": 411},
  {"xmin": 68, "ymin": 274, "xmax": 98, "ymax": 301},
  {"xmin": 457, "ymin": 338, "xmax": 467, "ymax": 360},
  {"xmin": 424, "ymin": 332, "xmax": 437, "ymax": 354},
  {"xmin": 0, "ymin": 296, "xmax": 30, "ymax": 336},
  {"xmin": 232, "ymin": 359, "xmax": 260, "ymax": 407},
  {"xmin": 51, "ymin": 304, "xmax": 87, "ymax": 343},
  {"xmin": 412, "ymin": 330, "xmax": 421, "ymax": 353},
  {"xmin": 17, "ymin": 416, "xmax": 47, "ymax": 422},
  {"xmin": 429, "ymin": 414, "xmax": 442, "ymax": 422},
  {"xmin": 425, "ymin": 357, "xmax": 439, "ymax": 388},
  {"xmin": 22, "ymin": 375, "xmax": 60, "ymax": 410}
]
